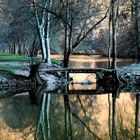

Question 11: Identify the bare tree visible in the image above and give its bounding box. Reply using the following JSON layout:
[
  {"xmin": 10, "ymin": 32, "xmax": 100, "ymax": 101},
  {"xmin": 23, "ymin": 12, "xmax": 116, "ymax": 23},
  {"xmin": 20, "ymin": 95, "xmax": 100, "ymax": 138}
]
[
  {"xmin": 33, "ymin": 0, "xmax": 53, "ymax": 63},
  {"xmin": 62, "ymin": 0, "xmax": 109, "ymax": 67}
]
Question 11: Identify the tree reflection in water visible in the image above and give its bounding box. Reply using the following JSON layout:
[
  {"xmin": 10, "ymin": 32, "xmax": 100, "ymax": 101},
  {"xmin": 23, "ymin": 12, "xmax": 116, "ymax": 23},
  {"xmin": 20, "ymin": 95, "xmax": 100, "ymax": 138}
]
[
  {"xmin": 0, "ymin": 85, "xmax": 139, "ymax": 140},
  {"xmin": 64, "ymin": 95, "xmax": 72, "ymax": 140},
  {"xmin": 35, "ymin": 94, "xmax": 51, "ymax": 140},
  {"xmin": 33, "ymin": 85, "xmax": 140, "ymax": 140},
  {"xmin": 0, "ymin": 93, "xmax": 38, "ymax": 140},
  {"xmin": 135, "ymin": 94, "xmax": 139, "ymax": 140}
]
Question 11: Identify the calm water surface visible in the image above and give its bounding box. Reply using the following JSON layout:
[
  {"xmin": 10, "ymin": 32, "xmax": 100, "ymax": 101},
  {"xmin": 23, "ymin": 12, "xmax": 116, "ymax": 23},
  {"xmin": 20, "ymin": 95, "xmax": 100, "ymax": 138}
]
[{"xmin": 0, "ymin": 55, "xmax": 139, "ymax": 140}]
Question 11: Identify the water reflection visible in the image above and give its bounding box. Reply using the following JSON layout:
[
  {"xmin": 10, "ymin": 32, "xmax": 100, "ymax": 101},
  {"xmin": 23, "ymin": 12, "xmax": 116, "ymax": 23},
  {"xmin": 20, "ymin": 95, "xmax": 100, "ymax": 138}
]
[
  {"xmin": 33, "ymin": 87, "xmax": 140, "ymax": 140},
  {"xmin": 135, "ymin": 94, "xmax": 140, "ymax": 140},
  {"xmin": 68, "ymin": 55, "xmax": 134, "ymax": 68},
  {"xmin": 0, "ymin": 92, "xmax": 38, "ymax": 140},
  {"xmin": 0, "ymin": 85, "xmax": 139, "ymax": 140},
  {"xmin": 35, "ymin": 94, "xmax": 51, "ymax": 140}
]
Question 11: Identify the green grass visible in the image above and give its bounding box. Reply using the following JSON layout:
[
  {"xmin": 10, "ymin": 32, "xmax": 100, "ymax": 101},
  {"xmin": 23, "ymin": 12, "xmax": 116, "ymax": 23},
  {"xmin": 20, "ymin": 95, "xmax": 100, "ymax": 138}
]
[
  {"xmin": 51, "ymin": 59, "xmax": 62, "ymax": 65},
  {"xmin": 0, "ymin": 53, "xmax": 30, "ymax": 61},
  {"xmin": 0, "ymin": 53, "xmax": 62, "ymax": 76},
  {"xmin": 0, "ymin": 53, "xmax": 62, "ymax": 64}
]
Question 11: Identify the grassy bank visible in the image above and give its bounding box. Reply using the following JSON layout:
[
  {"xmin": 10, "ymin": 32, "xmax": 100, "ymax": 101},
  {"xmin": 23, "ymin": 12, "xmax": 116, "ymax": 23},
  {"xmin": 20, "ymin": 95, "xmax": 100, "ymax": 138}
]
[
  {"xmin": 0, "ymin": 53, "xmax": 61, "ymax": 64},
  {"xmin": 0, "ymin": 53, "xmax": 31, "ymax": 61}
]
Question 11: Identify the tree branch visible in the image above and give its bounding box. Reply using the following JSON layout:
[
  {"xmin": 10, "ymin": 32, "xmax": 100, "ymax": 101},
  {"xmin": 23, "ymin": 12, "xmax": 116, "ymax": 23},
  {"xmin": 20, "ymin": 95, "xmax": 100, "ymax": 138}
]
[
  {"xmin": 71, "ymin": 8, "xmax": 110, "ymax": 53},
  {"xmin": 29, "ymin": 0, "xmax": 71, "ymax": 27}
]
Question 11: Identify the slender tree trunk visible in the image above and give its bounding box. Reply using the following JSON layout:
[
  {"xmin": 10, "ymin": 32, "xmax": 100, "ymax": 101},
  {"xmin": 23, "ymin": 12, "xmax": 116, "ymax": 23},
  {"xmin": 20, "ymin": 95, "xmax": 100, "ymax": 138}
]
[
  {"xmin": 45, "ymin": 0, "xmax": 53, "ymax": 64},
  {"xmin": 108, "ymin": 8, "xmax": 112, "ymax": 69},
  {"xmin": 135, "ymin": 0, "xmax": 140, "ymax": 63},
  {"xmin": 8, "ymin": 45, "xmax": 11, "ymax": 54},
  {"xmin": 31, "ymin": 35, "xmax": 40, "ymax": 57},
  {"xmin": 33, "ymin": 0, "xmax": 52, "ymax": 64},
  {"xmin": 39, "ymin": 26, "xmax": 48, "ymax": 62},
  {"xmin": 13, "ymin": 43, "xmax": 16, "ymax": 54},
  {"xmin": 131, "ymin": 1, "xmax": 138, "ymax": 63},
  {"xmin": 111, "ymin": 0, "xmax": 117, "ymax": 69},
  {"xmin": 63, "ymin": 0, "xmax": 69, "ymax": 68},
  {"xmin": 63, "ymin": 0, "xmax": 73, "ymax": 68}
]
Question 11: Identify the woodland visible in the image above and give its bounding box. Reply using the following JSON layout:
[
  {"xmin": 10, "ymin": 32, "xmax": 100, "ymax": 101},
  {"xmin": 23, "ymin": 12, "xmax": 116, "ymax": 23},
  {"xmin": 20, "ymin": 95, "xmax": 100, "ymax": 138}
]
[
  {"xmin": 0, "ymin": 1, "xmax": 140, "ymax": 140},
  {"xmin": 0, "ymin": 0, "xmax": 139, "ymax": 63}
]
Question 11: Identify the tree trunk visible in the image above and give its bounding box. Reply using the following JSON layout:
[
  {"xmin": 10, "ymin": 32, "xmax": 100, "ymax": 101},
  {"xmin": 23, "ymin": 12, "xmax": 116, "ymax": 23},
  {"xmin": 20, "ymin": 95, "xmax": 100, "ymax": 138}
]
[
  {"xmin": 63, "ymin": 0, "xmax": 73, "ymax": 68},
  {"xmin": 111, "ymin": 0, "xmax": 117, "ymax": 69},
  {"xmin": 45, "ymin": 0, "xmax": 53, "ymax": 64},
  {"xmin": 63, "ymin": 0, "xmax": 69, "ymax": 68},
  {"xmin": 33, "ymin": 0, "xmax": 52, "ymax": 64},
  {"xmin": 108, "ymin": 7, "xmax": 112, "ymax": 69},
  {"xmin": 39, "ymin": 26, "xmax": 48, "ymax": 62},
  {"xmin": 30, "ymin": 35, "xmax": 40, "ymax": 57},
  {"xmin": 135, "ymin": 0, "xmax": 140, "ymax": 63}
]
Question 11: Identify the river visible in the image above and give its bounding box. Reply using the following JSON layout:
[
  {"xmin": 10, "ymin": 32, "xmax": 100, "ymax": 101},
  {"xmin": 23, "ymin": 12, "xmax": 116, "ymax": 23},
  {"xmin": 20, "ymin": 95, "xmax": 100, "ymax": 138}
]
[{"xmin": 0, "ymin": 55, "xmax": 139, "ymax": 140}]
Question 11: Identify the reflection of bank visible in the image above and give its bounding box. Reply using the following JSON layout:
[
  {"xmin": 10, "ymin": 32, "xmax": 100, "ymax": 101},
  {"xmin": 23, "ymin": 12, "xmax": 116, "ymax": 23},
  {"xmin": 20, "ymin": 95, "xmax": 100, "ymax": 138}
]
[{"xmin": 0, "ymin": 92, "xmax": 38, "ymax": 140}]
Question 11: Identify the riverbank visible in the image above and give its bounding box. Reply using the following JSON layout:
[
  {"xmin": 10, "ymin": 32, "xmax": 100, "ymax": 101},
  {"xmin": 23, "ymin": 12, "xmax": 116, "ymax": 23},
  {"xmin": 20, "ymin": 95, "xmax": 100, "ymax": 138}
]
[
  {"xmin": 0, "ymin": 62, "xmax": 139, "ymax": 99},
  {"xmin": 0, "ymin": 53, "xmax": 137, "ymax": 91},
  {"xmin": 118, "ymin": 63, "xmax": 140, "ymax": 85}
]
